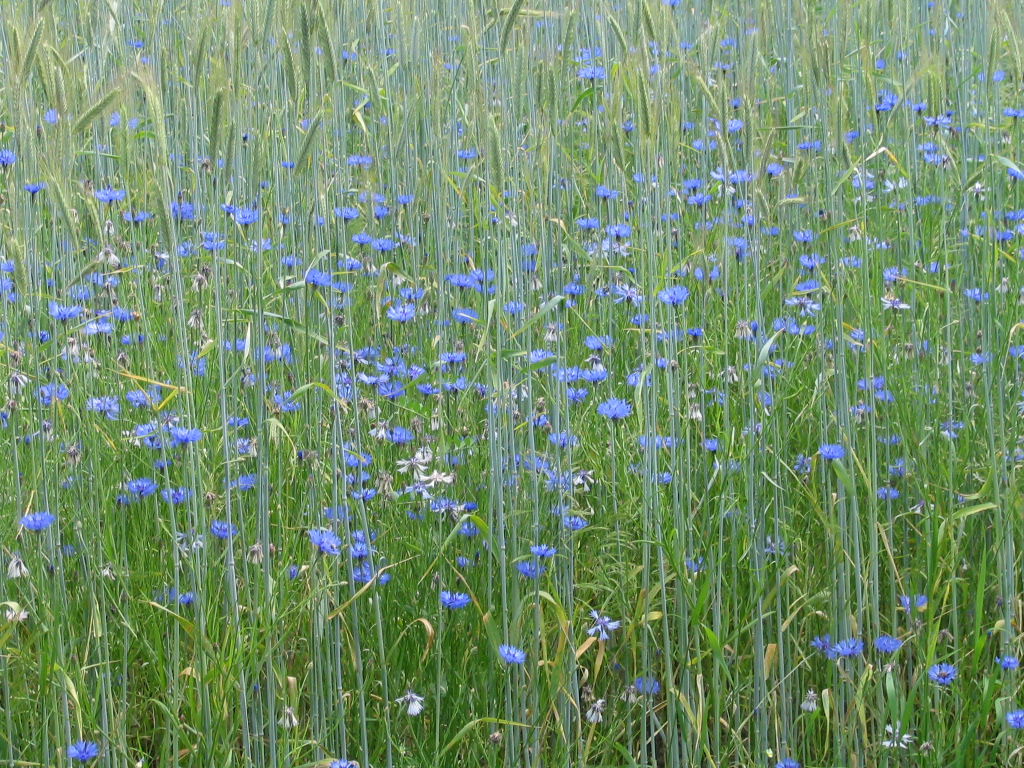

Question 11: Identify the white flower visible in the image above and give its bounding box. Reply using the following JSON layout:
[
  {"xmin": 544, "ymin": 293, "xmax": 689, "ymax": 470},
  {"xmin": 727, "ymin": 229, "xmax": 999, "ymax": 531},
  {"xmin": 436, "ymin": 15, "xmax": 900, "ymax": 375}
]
[
  {"xmin": 4, "ymin": 606, "xmax": 28, "ymax": 622},
  {"xmin": 422, "ymin": 470, "xmax": 455, "ymax": 487},
  {"xmin": 882, "ymin": 722, "xmax": 914, "ymax": 749},
  {"xmin": 396, "ymin": 689, "xmax": 425, "ymax": 716},
  {"xmin": 881, "ymin": 294, "xmax": 910, "ymax": 312},
  {"xmin": 585, "ymin": 699, "xmax": 606, "ymax": 723}
]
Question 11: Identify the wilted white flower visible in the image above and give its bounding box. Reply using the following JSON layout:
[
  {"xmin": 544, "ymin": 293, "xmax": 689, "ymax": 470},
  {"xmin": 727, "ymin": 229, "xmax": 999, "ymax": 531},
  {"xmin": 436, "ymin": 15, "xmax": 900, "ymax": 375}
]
[
  {"xmin": 573, "ymin": 470, "xmax": 595, "ymax": 491},
  {"xmin": 395, "ymin": 689, "xmax": 425, "ymax": 716},
  {"xmin": 585, "ymin": 699, "xmax": 606, "ymax": 723},
  {"xmin": 278, "ymin": 707, "xmax": 298, "ymax": 729},
  {"xmin": 800, "ymin": 689, "xmax": 818, "ymax": 712},
  {"xmin": 7, "ymin": 555, "xmax": 28, "ymax": 580},
  {"xmin": 9, "ymin": 371, "xmax": 29, "ymax": 395},
  {"xmin": 247, "ymin": 542, "xmax": 264, "ymax": 564}
]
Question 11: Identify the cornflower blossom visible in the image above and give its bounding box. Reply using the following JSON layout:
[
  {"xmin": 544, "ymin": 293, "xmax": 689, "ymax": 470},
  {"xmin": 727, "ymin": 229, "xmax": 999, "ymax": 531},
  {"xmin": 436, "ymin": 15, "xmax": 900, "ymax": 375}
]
[
  {"xmin": 819, "ymin": 443, "xmax": 845, "ymax": 460},
  {"xmin": 498, "ymin": 644, "xmax": 526, "ymax": 664},
  {"xmin": 67, "ymin": 741, "xmax": 100, "ymax": 762},
  {"xmin": 832, "ymin": 637, "xmax": 863, "ymax": 657},
  {"xmin": 586, "ymin": 610, "xmax": 621, "ymax": 641},
  {"xmin": 597, "ymin": 398, "xmax": 632, "ymax": 420},
  {"xmin": 928, "ymin": 663, "xmax": 957, "ymax": 685},
  {"xmin": 440, "ymin": 591, "xmax": 471, "ymax": 609},
  {"xmin": 20, "ymin": 512, "xmax": 55, "ymax": 531}
]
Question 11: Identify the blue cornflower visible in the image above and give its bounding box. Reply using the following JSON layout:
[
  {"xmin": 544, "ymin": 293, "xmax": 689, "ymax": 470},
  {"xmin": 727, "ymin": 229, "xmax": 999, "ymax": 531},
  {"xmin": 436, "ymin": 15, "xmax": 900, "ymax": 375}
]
[
  {"xmin": 229, "ymin": 474, "xmax": 258, "ymax": 492},
  {"xmin": 305, "ymin": 269, "xmax": 332, "ymax": 287},
  {"xmin": 634, "ymin": 677, "xmax": 660, "ymax": 695},
  {"xmin": 161, "ymin": 487, "xmax": 192, "ymax": 505},
  {"xmin": 168, "ymin": 427, "xmax": 203, "ymax": 447},
  {"xmin": 49, "ymin": 302, "xmax": 83, "ymax": 322},
  {"xmin": 67, "ymin": 741, "xmax": 100, "ymax": 762},
  {"xmin": 0, "ymin": 149, "xmax": 16, "ymax": 167},
  {"xmin": 997, "ymin": 655, "xmax": 1020, "ymax": 671},
  {"xmin": 1007, "ymin": 710, "xmax": 1024, "ymax": 729},
  {"xmin": 387, "ymin": 303, "xmax": 416, "ymax": 322},
  {"xmin": 94, "ymin": 187, "xmax": 126, "ymax": 204},
  {"xmin": 597, "ymin": 398, "xmax": 632, "ymax": 420},
  {"xmin": 123, "ymin": 210, "xmax": 152, "ymax": 224},
  {"xmin": 210, "ymin": 520, "xmax": 238, "ymax": 540},
  {"xmin": 810, "ymin": 634, "xmax": 833, "ymax": 655},
  {"xmin": 775, "ymin": 759, "xmax": 800, "ymax": 768},
  {"xmin": 566, "ymin": 387, "xmax": 589, "ymax": 404},
  {"xmin": 308, "ymin": 528, "xmax": 341, "ymax": 555},
  {"xmin": 832, "ymin": 637, "xmax": 864, "ymax": 657},
  {"xmin": 586, "ymin": 610, "xmax": 621, "ymax": 641},
  {"xmin": 20, "ymin": 511, "xmax": 55, "ymax": 531},
  {"xmin": 516, "ymin": 560, "xmax": 546, "ymax": 579},
  {"xmin": 657, "ymin": 285, "xmax": 690, "ymax": 305},
  {"xmin": 38, "ymin": 383, "xmax": 71, "ymax": 405},
  {"xmin": 819, "ymin": 443, "xmax": 845, "ymax": 460},
  {"xmin": 874, "ymin": 635, "xmax": 902, "ymax": 654},
  {"xmin": 605, "ymin": 223, "xmax": 631, "ymax": 239},
  {"xmin": 899, "ymin": 594, "xmax": 927, "ymax": 613},
  {"xmin": 86, "ymin": 396, "xmax": 120, "ymax": 420},
  {"xmin": 126, "ymin": 477, "xmax": 158, "ymax": 497},
  {"xmin": 928, "ymin": 663, "xmax": 957, "ymax": 685},
  {"xmin": 563, "ymin": 515, "xmax": 588, "ymax": 531},
  {"xmin": 498, "ymin": 644, "xmax": 526, "ymax": 664},
  {"xmin": 577, "ymin": 65, "xmax": 606, "ymax": 80},
  {"xmin": 274, "ymin": 391, "xmax": 301, "ymax": 412},
  {"xmin": 387, "ymin": 426, "xmax": 414, "ymax": 445},
  {"xmin": 440, "ymin": 591, "xmax": 471, "ymax": 609}
]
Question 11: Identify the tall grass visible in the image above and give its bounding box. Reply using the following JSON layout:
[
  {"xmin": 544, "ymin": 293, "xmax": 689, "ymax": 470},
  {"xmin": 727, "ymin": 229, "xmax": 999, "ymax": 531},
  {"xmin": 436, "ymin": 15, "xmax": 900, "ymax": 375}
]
[{"xmin": 1, "ymin": 0, "xmax": 1024, "ymax": 766}]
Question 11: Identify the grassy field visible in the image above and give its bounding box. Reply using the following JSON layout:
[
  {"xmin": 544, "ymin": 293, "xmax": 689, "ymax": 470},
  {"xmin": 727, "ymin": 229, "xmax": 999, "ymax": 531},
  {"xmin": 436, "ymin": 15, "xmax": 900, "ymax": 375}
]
[{"xmin": 1, "ymin": 0, "xmax": 1024, "ymax": 765}]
